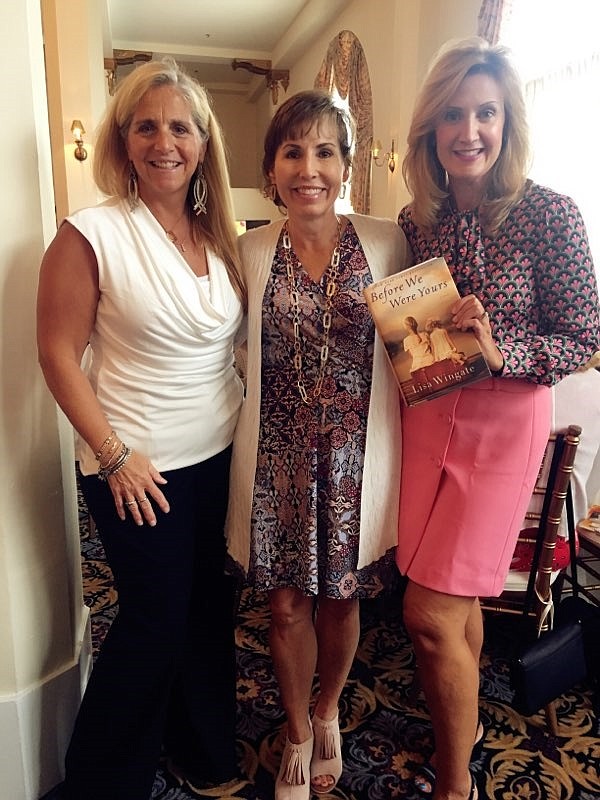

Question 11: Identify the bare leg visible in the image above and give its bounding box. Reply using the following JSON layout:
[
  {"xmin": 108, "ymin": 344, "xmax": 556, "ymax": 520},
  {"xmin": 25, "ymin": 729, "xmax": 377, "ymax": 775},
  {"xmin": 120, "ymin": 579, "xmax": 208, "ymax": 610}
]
[
  {"xmin": 403, "ymin": 580, "xmax": 479, "ymax": 800},
  {"xmin": 314, "ymin": 596, "xmax": 359, "ymax": 717},
  {"xmin": 311, "ymin": 596, "xmax": 360, "ymax": 791},
  {"xmin": 465, "ymin": 599, "xmax": 483, "ymax": 664},
  {"xmin": 269, "ymin": 588, "xmax": 316, "ymax": 745}
]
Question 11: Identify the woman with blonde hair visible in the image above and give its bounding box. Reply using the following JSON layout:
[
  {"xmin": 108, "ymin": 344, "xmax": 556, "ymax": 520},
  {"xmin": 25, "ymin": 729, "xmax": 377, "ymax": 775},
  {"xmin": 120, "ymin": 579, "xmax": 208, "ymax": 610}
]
[
  {"xmin": 397, "ymin": 37, "xmax": 599, "ymax": 800},
  {"xmin": 38, "ymin": 58, "xmax": 244, "ymax": 799}
]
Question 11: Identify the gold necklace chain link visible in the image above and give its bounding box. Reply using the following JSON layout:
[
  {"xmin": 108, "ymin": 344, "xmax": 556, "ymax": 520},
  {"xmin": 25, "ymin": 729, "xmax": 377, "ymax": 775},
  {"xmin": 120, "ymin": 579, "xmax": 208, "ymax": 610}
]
[{"xmin": 282, "ymin": 218, "xmax": 342, "ymax": 405}]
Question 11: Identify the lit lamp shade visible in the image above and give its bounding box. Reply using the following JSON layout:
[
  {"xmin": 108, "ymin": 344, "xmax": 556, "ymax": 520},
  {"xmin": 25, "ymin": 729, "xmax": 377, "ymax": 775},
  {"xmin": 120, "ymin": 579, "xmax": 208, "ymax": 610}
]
[
  {"xmin": 70, "ymin": 119, "xmax": 88, "ymax": 161},
  {"xmin": 71, "ymin": 120, "xmax": 85, "ymax": 139}
]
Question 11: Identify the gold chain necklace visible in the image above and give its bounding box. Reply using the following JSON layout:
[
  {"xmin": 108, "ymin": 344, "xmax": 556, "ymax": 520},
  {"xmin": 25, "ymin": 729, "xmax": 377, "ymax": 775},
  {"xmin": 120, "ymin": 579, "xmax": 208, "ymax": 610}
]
[
  {"xmin": 165, "ymin": 228, "xmax": 187, "ymax": 253},
  {"xmin": 282, "ymin": 218, "xmax": 342, "ymax": 405},
  {"xmin": 158, "ymin": 209, "xmax": 188, "ymax": 253}
]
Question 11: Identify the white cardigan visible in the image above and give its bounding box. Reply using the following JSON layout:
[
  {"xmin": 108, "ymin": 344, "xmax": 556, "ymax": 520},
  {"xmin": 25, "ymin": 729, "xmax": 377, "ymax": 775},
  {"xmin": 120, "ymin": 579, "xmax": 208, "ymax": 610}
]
[{"xmin": 225, "ymin": 214, "xmax": 411, "ymax": 572}]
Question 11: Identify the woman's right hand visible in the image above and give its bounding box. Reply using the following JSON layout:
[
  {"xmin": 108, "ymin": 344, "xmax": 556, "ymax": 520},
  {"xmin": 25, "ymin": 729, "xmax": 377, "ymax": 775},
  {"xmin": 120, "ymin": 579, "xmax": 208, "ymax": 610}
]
[
  {"xmin": 451, "ymin": 295, "xmax": 504, "ymax": 373},
  {"xmin": 106, "ymin": 450, "xmax": 170, "ymax": 526}
]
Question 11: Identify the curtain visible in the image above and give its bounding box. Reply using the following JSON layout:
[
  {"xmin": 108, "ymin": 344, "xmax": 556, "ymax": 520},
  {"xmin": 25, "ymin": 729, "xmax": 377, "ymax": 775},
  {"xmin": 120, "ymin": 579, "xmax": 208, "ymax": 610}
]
[
  {"xmin": 314, "ymin": 30, "xmax": 373, "ymax": 215},
  {"xmin": 500, "ymin": 0, "xmax": 600, "ymax": 279},
  {"xmin": 477, "ymin": 0, "xmax": 513, "ymax": 44},
  {"xmin": 524, "ymin": 54, "xmax": 600, "ymax": 275}
]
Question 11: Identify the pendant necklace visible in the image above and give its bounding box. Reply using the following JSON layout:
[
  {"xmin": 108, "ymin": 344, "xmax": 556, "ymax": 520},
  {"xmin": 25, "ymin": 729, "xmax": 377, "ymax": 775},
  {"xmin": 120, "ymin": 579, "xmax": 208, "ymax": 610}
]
[
  {"xmin": 282, "ymin": 217, "xmax": 342, "ymax": 405},
  {"xmin": 161, "ymin": 210, "xmax": 188, "ymax": 253},
  {"xmin": 165, "ymin": 229, "xmax": 186, "ymax": 253}
]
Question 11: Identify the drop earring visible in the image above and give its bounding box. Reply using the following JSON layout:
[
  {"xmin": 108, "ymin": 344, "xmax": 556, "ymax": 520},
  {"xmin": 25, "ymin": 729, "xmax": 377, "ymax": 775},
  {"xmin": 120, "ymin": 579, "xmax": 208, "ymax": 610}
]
[
  {"xmin": 193, "ymin": 163, "xmax": 208, "ymax": 215},
  {"xmin": 127, "ymin": 162, "xmax": 139, "ymax": 210}
]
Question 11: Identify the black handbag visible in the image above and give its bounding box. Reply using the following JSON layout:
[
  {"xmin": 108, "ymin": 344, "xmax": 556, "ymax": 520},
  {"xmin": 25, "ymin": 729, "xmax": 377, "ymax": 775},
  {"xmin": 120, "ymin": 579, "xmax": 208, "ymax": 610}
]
[
  {"xmin": 511, "ymin": 612, "xmax": 586, "ymax": 715},
  {"xmin": 511, "ymin": 485, "xmax": 588, "ymax": 716}
]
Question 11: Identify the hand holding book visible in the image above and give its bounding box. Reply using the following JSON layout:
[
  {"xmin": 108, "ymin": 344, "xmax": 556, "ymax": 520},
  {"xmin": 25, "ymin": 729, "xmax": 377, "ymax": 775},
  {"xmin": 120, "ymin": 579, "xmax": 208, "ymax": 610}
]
[
  {"xmin": 449, "ymin": 293, "xmax": 504, "ymax": 375},
  {"xmin": 363, "ymin": 257, "xmax": 492, "ymax": 406}
]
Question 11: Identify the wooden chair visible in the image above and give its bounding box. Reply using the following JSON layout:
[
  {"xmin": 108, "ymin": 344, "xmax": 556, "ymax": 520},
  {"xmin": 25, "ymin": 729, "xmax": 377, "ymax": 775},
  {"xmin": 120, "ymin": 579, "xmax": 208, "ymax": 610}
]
[{"xmin": 480, "ymin": 423, "xmax": 582, "ymax": 734}]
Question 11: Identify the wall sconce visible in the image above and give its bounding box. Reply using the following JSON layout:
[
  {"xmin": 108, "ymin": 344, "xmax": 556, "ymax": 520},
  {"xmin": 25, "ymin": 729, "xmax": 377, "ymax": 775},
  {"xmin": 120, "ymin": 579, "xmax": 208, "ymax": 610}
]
[
  {"xmin": 372, "ymin": 138, "xmax": 396, "ymax": 173},
  {"xmin": 70, "ymin": 120, "xmax": 88, "ymax": 161}
]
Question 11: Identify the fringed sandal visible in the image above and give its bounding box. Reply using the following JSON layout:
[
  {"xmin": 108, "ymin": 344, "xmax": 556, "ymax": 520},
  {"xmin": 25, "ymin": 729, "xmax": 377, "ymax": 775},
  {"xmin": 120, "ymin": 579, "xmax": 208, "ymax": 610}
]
[
  {"xmin": 275, "ymin": 731, "xmax": 314, "ymax": 800},
  {"xmin": 310, "ymin": 713, "xmax": 343, "ymax": 795}
]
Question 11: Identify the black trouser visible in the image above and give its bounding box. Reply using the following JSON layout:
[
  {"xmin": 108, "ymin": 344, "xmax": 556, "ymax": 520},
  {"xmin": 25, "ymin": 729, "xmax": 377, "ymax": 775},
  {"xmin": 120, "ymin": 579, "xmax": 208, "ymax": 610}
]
[{"xmin": 64, "ymin": 448, "xmax": 238, "ymax": 800}]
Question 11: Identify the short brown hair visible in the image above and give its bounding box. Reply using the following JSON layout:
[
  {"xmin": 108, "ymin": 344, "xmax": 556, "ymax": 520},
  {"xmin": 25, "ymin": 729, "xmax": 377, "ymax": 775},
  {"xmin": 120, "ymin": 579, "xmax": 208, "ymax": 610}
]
[{"xmin": 262, "ymin": 89, "xmax": 355, "ymax": 208}]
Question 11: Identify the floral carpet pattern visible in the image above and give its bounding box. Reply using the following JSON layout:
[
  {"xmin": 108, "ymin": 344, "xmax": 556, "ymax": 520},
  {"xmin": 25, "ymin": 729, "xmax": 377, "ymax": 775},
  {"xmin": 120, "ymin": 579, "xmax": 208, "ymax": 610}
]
[{"xmin": 78, "ymin": 507, "xmax": 600, "ymax": 800}]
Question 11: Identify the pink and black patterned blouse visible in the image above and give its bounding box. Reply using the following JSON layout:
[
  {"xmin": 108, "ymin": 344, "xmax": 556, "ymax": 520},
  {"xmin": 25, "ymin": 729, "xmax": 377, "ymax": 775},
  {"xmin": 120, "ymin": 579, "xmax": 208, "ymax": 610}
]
[{"xmin": 398, "ymin": 181, "xmax": 600, "ymax": 385}]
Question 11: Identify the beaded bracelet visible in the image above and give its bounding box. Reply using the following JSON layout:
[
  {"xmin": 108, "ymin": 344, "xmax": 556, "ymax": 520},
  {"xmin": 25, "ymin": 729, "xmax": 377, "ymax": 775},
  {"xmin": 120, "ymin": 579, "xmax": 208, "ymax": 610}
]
[
  {"xmin": 95, "ymin": 430, "xmax": 117, "ymax": 462},
  {"xmin": 99, "ymin": 439, "xmax": 121, "ymax": 470},
  {"xmin": 97, "ymin": 444, "xmax": 132, "ymax": 481}
]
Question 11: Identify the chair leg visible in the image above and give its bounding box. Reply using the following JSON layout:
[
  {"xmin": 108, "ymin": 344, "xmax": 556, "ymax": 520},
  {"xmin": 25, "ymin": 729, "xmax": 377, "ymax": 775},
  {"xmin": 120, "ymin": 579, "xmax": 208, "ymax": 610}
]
[{"xmin": 544, "ymin": 700, "xmax": 559, "ymax": 736}]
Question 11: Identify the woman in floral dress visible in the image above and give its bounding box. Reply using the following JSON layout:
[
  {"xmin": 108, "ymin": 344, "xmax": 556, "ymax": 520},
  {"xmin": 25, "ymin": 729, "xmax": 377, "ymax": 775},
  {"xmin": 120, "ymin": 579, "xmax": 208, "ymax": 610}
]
[{"xmin": 226, "ymin": 90, "xmax": 411, "ymax": 800}]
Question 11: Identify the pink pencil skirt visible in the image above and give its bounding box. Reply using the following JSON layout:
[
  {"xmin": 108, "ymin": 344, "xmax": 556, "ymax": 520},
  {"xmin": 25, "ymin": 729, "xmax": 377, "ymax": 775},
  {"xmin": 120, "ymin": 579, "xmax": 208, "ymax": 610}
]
[{"xmin": 396, "ymin": 377, "xmax": 552, "ymax": 597}]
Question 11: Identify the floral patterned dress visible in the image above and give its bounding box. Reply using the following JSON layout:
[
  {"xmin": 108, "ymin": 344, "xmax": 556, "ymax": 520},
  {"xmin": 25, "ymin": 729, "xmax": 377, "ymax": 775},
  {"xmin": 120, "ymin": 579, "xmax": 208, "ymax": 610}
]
[{"xmin": 248, "ymin": 221, "xmax": 397, "ymax": 599}]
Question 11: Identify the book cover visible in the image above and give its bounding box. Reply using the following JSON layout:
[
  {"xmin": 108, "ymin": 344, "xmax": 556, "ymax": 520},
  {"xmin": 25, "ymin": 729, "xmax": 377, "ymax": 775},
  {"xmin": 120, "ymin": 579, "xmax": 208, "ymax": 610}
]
[{"xmin": 364, "ymin": 256, "xmax": 491, "ymax": 406}]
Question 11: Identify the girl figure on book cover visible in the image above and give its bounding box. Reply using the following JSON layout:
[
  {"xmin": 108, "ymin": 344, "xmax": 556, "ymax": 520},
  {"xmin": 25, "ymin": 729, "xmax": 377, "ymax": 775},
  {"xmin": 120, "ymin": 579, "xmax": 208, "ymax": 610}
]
[
  {"xmin": 426, "ymin": 317, "xmax": 466, "ymax": 365},
  {"xmin": 403, "ymin": 315, "xmax": 435, "ymax": 372},
  {"xmin": 225, "ymin": 90, "xmax": 411, "ymax": 800},
  {"xmin": 396, "ymin": 37, "xmax": 599, "ymax": 800}
]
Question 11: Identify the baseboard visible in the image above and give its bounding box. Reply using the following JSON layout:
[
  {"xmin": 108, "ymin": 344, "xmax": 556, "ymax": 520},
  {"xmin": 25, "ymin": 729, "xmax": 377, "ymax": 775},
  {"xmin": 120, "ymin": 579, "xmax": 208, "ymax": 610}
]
[{"xmin": 0, "ymin": 606, "xmax": 91, "ymax": 800}]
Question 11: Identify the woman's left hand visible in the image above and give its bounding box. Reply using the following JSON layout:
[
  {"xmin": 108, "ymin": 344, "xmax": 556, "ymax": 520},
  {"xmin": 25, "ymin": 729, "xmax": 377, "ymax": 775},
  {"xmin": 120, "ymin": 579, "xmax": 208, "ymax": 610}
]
[
  {"xmin": 107, "ymin": 449, "xmax": 170, "ymax": 527},
  {"xmin": 451, "ymin": 295, "xmax": 504, "ymax": 373}
]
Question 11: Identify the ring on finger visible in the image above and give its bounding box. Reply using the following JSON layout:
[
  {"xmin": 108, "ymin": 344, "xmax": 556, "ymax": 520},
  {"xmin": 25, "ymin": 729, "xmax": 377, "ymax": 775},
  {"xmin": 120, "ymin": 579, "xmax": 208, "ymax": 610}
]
[
  {"xmin": 478, "ymin": 311, "xmax": 488, "ymax": 321},
  {"xmin": 125, "ymin": 500, "xmax": 137, "ymax": 507},
  {"xmin": 138, "ymin": 496, "xmax": 150, "ymax": 504}
]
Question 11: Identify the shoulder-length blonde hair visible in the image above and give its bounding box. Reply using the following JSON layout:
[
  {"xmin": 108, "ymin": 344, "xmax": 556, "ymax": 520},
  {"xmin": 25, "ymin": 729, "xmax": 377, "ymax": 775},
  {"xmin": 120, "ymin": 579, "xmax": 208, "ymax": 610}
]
[
  {"xmin": 93, "ymin": 58, "xmax": 245, "ymax": 307},
  {"xmin": 402, "ymin": 37, "xmax": 530, "ymax": 234}
]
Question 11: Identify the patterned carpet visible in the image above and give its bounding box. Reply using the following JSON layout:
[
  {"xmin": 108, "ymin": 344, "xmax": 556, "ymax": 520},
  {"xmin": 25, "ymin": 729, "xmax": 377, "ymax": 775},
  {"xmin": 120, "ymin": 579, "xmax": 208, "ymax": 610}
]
[{"xmin": 78, "ymin": 503, "xmax": 600, "ymax": 800}]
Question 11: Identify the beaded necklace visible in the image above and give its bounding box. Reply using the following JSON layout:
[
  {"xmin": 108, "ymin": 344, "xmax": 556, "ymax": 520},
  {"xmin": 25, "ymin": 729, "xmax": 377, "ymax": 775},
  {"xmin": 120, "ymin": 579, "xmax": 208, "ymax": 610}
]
[{"xmin": 282, "ymin": 217, "xmax": 342, "ymax": 405}]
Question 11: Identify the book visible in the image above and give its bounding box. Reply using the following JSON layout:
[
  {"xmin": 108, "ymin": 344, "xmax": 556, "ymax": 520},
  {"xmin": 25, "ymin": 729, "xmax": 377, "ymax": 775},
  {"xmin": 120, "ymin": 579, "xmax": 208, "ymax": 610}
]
[{"xmin": 364, "ymin": 256, "xmax": 491, "ymax": 406}]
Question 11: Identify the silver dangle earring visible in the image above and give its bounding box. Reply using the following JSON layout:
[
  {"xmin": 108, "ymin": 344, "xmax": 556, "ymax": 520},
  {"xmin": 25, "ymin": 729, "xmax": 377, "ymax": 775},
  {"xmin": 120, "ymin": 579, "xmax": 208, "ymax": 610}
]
[
  {"xmin": 193, "ymin": 163, "xmax": 208, "ymax": 215},
  {"xmin": 339, "ymin": 183, "xmax": 347, "ymax": 200},
  {"xmin": 127, "ymin": 162, "xmax": 139, "ymax": 210}
]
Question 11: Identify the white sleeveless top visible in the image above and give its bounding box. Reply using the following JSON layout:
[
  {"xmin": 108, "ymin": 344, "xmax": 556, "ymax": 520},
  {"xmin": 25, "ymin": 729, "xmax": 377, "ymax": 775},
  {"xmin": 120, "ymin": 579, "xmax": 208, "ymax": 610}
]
[{"xmin": 68, "ymin": 197, "xmax": 243, "ymax": 475}]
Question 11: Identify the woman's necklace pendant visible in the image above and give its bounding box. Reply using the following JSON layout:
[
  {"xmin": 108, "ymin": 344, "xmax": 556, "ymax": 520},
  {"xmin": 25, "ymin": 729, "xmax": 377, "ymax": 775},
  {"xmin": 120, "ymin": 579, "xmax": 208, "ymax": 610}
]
[{"xmin": 166, "ymin": 230, "xmax": 185, "ymax": 253}]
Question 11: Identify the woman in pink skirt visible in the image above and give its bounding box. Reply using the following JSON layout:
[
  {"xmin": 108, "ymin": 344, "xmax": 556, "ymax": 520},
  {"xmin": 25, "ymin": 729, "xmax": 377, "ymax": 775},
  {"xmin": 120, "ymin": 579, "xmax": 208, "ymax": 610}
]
[{"xmin": 397, "ymin": 38, "xmax": 600, "ymax": 800}]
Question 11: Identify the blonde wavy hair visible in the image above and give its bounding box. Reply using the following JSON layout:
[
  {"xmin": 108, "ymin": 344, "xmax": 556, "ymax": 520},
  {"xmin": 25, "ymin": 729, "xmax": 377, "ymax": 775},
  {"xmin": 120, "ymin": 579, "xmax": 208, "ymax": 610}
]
[
  {"xmin": 402, "ymin": 37, "xmax": 530, "ymax": 235},
  {"xmin": 93, "ymin": 58, "xmax": 245, "ymax": 307}
]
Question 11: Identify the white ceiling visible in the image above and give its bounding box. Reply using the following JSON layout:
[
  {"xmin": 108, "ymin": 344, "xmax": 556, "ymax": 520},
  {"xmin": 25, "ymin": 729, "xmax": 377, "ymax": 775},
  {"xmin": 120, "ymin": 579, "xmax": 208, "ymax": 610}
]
[{"xmin": 107, "ymin": 0, "xmax": 351, "ymax": 91}]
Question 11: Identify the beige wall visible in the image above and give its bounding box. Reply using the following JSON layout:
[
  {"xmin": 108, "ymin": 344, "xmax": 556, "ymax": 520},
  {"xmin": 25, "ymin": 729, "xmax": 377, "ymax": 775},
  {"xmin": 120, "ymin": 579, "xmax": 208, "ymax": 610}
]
[
  {"xmin": 42, "ymin": 0, "xmax": 107, "ymax": 221},
  {"xmin": 209, "ymin": 90, "xmax": 261, "ymax": 188},
  {"xmin": 0, "ymin": 1, "xmax": 103, "ymax": 797}
]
